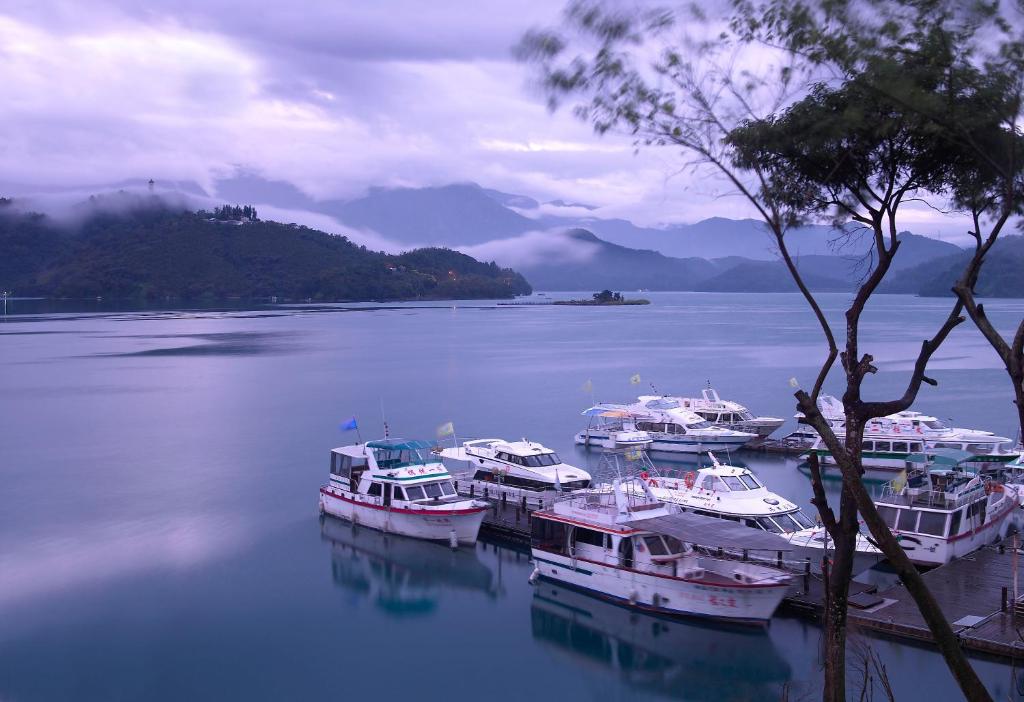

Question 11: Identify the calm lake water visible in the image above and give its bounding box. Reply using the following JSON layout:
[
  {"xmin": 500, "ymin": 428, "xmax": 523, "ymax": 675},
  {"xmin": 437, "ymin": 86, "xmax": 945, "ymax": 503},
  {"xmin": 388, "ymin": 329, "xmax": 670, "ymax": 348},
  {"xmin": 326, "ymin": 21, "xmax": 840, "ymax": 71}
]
[{"xmin": 2, "ymin": 292, "xmax": 1023, "ymax": 701}]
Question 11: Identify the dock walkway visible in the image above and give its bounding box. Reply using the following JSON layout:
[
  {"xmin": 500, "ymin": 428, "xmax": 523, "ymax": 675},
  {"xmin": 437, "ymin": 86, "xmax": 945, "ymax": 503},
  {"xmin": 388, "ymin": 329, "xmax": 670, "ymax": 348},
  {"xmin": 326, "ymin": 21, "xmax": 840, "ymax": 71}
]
[{"xmin": 848, "ymin": 542, "xmax": 1024, "ymax": 659}]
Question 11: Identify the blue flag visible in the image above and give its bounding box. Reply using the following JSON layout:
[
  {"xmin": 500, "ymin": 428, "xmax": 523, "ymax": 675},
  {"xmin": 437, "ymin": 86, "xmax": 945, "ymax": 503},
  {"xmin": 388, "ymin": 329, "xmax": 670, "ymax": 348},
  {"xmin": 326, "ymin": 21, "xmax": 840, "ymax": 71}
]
[{"xmin": 339, "ymin": 417, "xmax": 358, "ymax": 431}]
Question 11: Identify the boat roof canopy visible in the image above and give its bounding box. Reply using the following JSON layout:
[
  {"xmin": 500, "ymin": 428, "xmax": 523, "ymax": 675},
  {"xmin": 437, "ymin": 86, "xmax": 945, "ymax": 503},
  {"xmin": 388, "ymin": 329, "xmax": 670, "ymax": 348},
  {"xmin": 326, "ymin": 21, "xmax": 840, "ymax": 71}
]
[
  {"xmin": 366, "ymin": 439, "xmax": 435, "ymax": 451},
  {"xmin": 627, "ymin": 513, "xmax": 792, "ymax": 551}
]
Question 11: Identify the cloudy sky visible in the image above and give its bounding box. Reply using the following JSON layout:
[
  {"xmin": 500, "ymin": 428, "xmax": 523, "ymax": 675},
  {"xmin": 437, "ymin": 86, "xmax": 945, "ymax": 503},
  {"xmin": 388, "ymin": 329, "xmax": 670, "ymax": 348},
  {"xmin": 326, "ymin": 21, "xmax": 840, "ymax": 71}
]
[{"xmin": 0, "ymin": 1, "xmax": 975, "ymax": 238}]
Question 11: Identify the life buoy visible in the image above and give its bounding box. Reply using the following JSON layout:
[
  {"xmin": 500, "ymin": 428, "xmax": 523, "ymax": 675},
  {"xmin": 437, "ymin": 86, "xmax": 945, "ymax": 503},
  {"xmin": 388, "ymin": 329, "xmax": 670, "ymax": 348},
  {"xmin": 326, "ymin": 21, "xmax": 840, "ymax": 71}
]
[
  {"xmin": 640, "ymin": 471, "xmax": 650, "ymax": 480},
  {"xmin": 986, "ymin": 483, "xmax": 1004, "ymax": 495},
  {"xmin": 916, "ymin": 426, "xmax": 923, "ymax": 434},
  {"xmin": 684, "ymin": 471, "xmax": 697, "ymax": 489}
]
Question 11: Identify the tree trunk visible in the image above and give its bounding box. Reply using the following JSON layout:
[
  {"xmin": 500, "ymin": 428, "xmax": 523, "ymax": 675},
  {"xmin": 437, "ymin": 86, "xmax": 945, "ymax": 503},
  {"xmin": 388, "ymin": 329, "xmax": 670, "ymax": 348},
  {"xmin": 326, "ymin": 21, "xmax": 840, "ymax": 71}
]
[
  {"xmin": 800, "ymin": 398, "xmax": 994, "ymax": 701},
  {"xmin": 822, "ymin": 490, "xmax": 858, "ymax": 702}
]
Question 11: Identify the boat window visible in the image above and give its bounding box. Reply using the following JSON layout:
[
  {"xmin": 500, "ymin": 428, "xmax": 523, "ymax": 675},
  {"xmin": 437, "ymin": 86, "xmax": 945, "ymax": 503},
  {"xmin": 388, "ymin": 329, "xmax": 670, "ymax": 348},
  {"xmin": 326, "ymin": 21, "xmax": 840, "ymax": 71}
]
[
  {"xmin": 739, "ymin": 411, "xmax": 754, "ymax": 421},
  {"xmin": 934, "ymin": 442, "xmax": 961, "ymax": 450},
  {"xmin": 690, "ymin": 419, "xmax": 713, "ymax": 429},
  {"xmin": 910, "ymin": 442, "xmax": 924, "ymax": 452},
  {"xmin": 893, "ymin": 442, "xmax": 909, "ymax": 453},
  {"xmin": 862, "ymin": 441, "xmax": 874, "ymax": 451},
  {"xmin": 876, "ymin": 441, "xmax": 891, "ymax": 452},
  {"xmin": 722, "ymin": 476, "xmax": 746, "ymax": 491},
  {"xmin": 756, "ymin": 517, "xmax": 784, "ymax": 534},
  {"xmin": 573, "ymin": 527, "xmax": 606, "ymax": 547},
  {"xmin": 791, "ymin": 511, "xmax": 815, "ymax": 529},
  {"xmin": 918, "ymin": 511, "xmax": 947, "ymax": 536},
  {"xmin": 423, "ymin": 483, "xmax": 444, "ymax": 499},
  {"xmin": 405, "ymin": 485, "xmax": 426, "ymax": 501},
  {"xmin": 924, "ymin": 420, "xmax": 947, "ymax": 430},
  {"xmin": 367, "ymin": 482, "xmax": 382, "ymax": 497},
  {"xmin": 643, "ymin": 535, "xmax": 669, "ymax": 556},
  {"xmin": 523, "ymin": 453, "xmax": 561, "ymax": 467},
  {"xmin": 440, "ymin": 481, "xmax": 456, "ymax": 496},
  {"xmin": 392, "ymin": 486, "xmax": 405, "ymax": 500},
  {"xmin": 897, "ymin": 509, "xmax": 918, "ymax": 532},
  {"xmin": 967, "ymin": 443, "xmax": 994, "ymax": 453},
  {"xmin": 949, "ymin": 509, "xmax": 962, "ymax": 536},
  {"xmin": 531, "ymin": 518, "xmax": 568, "ymax": 555},
  {"xmin": 739, "ymin": 474, "xmax": 761, "ymax": 489},
  {"xmin": 663, "ymin": 536, "xmax": 685, "ymax": 553},
  {"xmin": 876, "ymin": 505, "xmax": 898, "ymax": 528}
]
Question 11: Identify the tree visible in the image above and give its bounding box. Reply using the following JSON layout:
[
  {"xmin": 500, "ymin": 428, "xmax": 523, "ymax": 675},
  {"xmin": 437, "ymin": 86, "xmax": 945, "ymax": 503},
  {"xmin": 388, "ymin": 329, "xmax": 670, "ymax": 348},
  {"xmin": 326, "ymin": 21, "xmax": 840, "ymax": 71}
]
[{"xmin": 518, "ymin": 2, "xmax": 1019, "ymax": 699}]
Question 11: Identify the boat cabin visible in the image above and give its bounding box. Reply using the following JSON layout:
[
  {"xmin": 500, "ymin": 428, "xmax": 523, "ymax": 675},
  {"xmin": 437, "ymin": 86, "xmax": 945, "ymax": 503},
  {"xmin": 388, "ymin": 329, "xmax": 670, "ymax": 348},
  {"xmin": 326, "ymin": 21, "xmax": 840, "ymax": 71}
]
[{"xmin": 329, "ymin": 439, "xmax": 462, "ymax": 506}]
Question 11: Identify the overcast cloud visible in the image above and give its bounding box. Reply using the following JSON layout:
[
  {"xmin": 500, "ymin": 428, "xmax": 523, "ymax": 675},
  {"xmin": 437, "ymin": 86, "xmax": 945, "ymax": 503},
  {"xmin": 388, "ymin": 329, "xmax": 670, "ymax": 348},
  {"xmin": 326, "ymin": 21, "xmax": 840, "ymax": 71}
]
[{"xmin": 0, "ymin": 1, "xmax": 977, "ymax": 239}]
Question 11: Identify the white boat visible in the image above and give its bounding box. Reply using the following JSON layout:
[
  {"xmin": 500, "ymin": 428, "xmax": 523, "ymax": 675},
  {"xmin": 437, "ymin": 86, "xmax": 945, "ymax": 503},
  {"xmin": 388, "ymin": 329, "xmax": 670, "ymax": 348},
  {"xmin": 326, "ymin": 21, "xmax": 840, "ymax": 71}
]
[
  {"xmin": 529, "ymin": 472, "xmax": 792, "ymax": 622},
  {"xmin": 805, "ymin": 396, "xmax": 1017, "ymax": 471},
  {"xmin": 440, "ymin": 438, "xmax": 592, "ymax": 508},
  {"xmin": 873, "ymin": 464, "xmax": 1018, "ymax": 566},
  {"xmin": 576, "ymin": 396, "xmax": 756, "ymax": 455},
  {"xmin": 319, "ymin": 438, "xmax": 489, "ymax": 545},
  {"xmin": 631, "ymin": 452, "xmax": 882, "ymax": 575},
  {"xmin": 675, "ymin": 387, "xmax": 784, "ymax": 439}
]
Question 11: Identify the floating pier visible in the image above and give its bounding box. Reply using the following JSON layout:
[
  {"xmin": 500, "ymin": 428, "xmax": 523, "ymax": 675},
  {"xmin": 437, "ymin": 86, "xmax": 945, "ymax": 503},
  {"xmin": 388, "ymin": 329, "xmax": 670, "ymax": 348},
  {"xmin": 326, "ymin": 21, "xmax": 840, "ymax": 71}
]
[
  {"xmin": 847, "ymin": 541, "xmax": 1024, "ymax": 660},
  {"xmin": 472, "ymin": 493, "xmax": 1024, "ymax": 660}
]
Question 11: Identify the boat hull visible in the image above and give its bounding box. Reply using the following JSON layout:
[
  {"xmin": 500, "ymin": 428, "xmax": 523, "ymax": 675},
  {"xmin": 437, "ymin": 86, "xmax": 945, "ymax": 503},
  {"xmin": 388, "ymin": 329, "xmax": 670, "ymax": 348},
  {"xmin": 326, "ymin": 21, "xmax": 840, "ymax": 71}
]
[
  {"xmin": 319, "ymin": 487, "xmax": 487, "ymax": 545},
  {"xmin": 575, "ymin": 431, "xmax": 751, "ymax": 454},
  {"xmin": 531, "ymin": 550, "xmax": 788, "ymax": 623}
]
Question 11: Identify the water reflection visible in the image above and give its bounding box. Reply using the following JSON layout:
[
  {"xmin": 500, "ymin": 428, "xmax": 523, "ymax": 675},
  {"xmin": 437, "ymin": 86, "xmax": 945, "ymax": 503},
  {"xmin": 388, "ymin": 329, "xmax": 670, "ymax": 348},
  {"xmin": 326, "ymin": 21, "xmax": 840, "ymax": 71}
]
[
  {"xmin": 530, "ymin": 582, "xmax": 791, "ymax": 701},
  {"xmin": 320, "ymin": 515, "xmax": 497, "ymax": 616}
]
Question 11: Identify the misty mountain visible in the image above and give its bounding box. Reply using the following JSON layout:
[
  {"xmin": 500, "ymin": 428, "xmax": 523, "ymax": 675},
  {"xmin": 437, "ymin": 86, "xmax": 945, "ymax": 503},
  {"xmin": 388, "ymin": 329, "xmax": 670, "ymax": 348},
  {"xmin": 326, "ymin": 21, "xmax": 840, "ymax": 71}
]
[
  {"xmin": 883, "ymin": 235, "xmax": 1024, "ymax": 297},
  {"xmin": 513, "ymin": 228, "xmax": 717, "ymax": 291},
  {"xmin": 321, "ymin": 183, "xmax": 537, "ymax": 246}
]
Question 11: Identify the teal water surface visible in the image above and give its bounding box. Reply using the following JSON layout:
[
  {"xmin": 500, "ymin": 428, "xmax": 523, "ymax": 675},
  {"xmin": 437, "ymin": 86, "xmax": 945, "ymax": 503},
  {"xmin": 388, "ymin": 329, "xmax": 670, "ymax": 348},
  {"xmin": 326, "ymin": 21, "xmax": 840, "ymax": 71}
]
[{"xmin": 1, "ymin": 292, "xmax": 1023, "ymax": 700}]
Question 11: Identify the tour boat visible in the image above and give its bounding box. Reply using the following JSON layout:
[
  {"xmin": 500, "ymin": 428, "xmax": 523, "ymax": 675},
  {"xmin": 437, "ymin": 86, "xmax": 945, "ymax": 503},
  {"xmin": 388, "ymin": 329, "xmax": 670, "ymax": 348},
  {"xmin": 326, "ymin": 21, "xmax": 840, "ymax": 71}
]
[
  {"xmin": 805, "ymin": 396, "xmax": 1017, "ymax": 470},
  {"xmin": 319, "ymin": 439, "xmax": 489, "ymax": 545},
  {"xmin": 440, "ymin": 438, "xmax": 591, "ymax": 508},
  {"xmin": 576, "ymin": 396, "xmax": 756, "ymax": 455},
  {"xmin": 873, "ymin": 462, "xmax": 1018, "ymax": 566},
  {"xmin": 528, "ymin": 471, "xmax": 792, "ymax": 622},
  {"xmin": 673, "ymin": 387, "xmax": 785, "ymax": 439},
  {"xmin": 630, "ymin": 452, "xmax": 882, "ymax": 574}
]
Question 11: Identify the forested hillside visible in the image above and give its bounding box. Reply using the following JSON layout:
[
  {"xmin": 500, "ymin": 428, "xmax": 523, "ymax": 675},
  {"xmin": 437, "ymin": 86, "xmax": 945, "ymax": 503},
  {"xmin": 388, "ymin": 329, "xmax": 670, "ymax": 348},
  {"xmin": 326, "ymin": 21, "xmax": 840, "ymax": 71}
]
[{"xmin": 0, "ymin": 200, "xmax": 531, "ymax": 301}]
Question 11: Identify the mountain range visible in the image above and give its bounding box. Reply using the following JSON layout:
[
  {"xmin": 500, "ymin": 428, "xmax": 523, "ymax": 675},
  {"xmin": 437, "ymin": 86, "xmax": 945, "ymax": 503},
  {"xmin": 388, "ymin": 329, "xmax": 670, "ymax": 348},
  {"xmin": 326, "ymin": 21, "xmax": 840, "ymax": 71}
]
[{"xmin": 4, "ymin": 173, "xmax": 1020, "ymax": 296}]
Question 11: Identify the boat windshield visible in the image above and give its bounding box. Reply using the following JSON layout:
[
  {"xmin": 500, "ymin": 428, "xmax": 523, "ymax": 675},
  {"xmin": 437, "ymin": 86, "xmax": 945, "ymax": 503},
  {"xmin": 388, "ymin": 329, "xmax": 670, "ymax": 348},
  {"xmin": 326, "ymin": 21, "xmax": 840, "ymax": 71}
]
[
  {"xmin": 721, "ymin": 476, "xmax": 746, "ymax": 491},
  {"xmin": 688, "ymin": 419, "xmax": 713, "ymax": 429},
  {"xmin": 522, "ymin": 453, "xmax": 561, "ymax": 467},
  {"xmin": 789, "ymin": 510, "xmax": 815, "ymax": 529},
  {"xmin": 756, "ymin": 517, "xmax": 785, "ymax": 534},
  {"xmin": 739, "ymin": 474, "xmax": 761, "ymax": 489},
  {"xmin": 646, "ymin": 399, "xmax": 681, "ymax": 410},
  {"xmin": 923, "ymin": 420, "xmax": 948, "ymax": 430},
  {"xmin": 373, "ymin": 447, "xmax": 436, "ymax": 469}
]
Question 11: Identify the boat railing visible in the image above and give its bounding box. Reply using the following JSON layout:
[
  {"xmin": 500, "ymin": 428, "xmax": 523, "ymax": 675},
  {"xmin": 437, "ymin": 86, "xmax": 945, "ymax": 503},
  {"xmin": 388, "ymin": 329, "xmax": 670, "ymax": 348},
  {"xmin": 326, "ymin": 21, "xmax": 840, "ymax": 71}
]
[
  {"xmin": 452, "ymin": 478, "xmax": 552, "ymax": 511},
  {"xmin": 877, "ymin": 485, "xmax": 979, "ymax": 510}
]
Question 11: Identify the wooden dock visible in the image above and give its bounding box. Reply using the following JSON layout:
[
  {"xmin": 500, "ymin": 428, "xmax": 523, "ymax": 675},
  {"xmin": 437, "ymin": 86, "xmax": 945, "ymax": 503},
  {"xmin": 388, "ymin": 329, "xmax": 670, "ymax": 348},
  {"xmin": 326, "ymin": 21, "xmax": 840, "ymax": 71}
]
[
  {"xmin": 475, "ymin": 492, "xmax": 1024, "ymax": 660},
  {"xmin": 847, "ymin": 542, "xmax": 1024, "ymax": 659}
]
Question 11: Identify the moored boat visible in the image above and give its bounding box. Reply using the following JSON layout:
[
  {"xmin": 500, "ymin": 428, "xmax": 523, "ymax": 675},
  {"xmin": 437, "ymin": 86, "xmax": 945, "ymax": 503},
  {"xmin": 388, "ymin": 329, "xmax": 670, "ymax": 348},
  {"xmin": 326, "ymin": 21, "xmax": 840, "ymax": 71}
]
[
  {"xmin": 873, "ymin": 461, "xmax": 1018, "ymax": 566},
  {"xmin": 576, "ymin": 396, "xmax": 756, "ymax": 455},
  {"xmin": 677, "ymin": 386, "xmax": 784, "ymax": 439},
  {"xmin": 440, "ymin": 437, "xmax": 592, "ymax": 508},
  {"xmin": 631, "ymin": 452, "xmax": 882, "ymax": 575},
  {"xmin": 529, "ymin": 473, "xmax": 792, "ymax": 622},
  {"xmin": 319, "ymin": 438, "xmax": 489, "ymax": 545}
]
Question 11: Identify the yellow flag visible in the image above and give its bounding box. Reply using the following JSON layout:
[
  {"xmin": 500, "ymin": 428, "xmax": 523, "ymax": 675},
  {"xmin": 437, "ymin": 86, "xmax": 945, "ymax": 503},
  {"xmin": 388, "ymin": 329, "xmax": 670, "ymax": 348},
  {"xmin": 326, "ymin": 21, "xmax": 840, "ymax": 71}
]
[
  {"xmin": 582, "ymin": 379, "xmax": 593, "ymax": 393},
  {"xmin": 630, "ymin": 373, "xmax": 641, "ymax": 385},
  {"xmin": 891, "ymin": 469, "xmax": 907, "ymax": 492},
  {"xmin": 788, "ymin": 377, "xmax": 799, "ymax": 388},
  {"xmin": 436, "ymin": 421, "xmax": 454, "ymax": 438}
]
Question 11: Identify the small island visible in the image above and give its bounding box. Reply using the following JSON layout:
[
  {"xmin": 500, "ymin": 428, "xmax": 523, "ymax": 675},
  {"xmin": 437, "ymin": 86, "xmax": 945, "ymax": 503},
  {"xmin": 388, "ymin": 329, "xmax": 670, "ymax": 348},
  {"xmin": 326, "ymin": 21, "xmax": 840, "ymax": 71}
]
[{"xmin": 552, "ymin": 289, "xmax": 650, "ymax": 306}]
